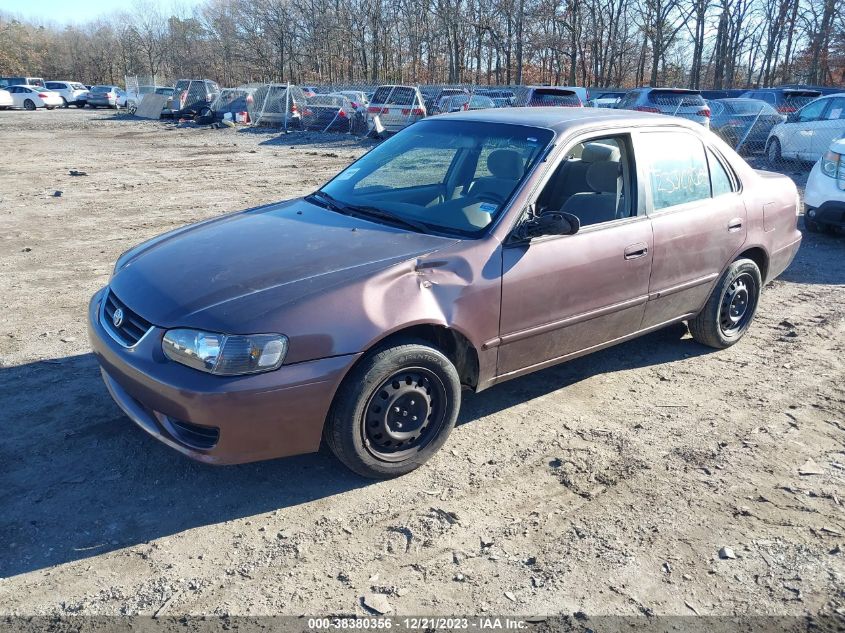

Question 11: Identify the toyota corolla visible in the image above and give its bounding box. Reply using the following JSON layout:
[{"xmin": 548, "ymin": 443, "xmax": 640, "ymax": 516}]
[{"xmin": 88, "ymin": 108, "xmax": 802, "ymax": 478}]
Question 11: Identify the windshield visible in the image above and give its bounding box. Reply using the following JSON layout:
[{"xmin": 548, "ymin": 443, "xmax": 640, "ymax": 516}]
[{"xmin": 318, "ymin": 120, "xmax": 553, "ymax": 236}]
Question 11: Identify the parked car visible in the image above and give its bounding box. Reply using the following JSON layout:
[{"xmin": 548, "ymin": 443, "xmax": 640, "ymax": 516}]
[
  {"xmin": 171, "ymin": 79, "xmax": 220, "ymax": 118},
  {"xmin": 617, "ymin": 88, "xmax": 710, "ymax": 127},
  {"xmin": 126, "ymin": 85, "xmax": 174, "ymax": 114},
  {"xmin": 708, "ymin": 98, "xmax": 785, "ymax": 151},
  {"xmin": 5, "ymin": 85, "xmax": 63, "ymax": 110},
  {"xmin": 335, "ymin": 90, "xmax": 370, "ymax": 113},
  {"xmin": 588, "ymin": 90, "xmax": 626, "ymax": 108},
  {"xmin": 205, "ymin": 87, "xmax": 252, "ymax": 124},
  {"xmin": 87, "ymin": 85, "xmax": 128, "ymax": 109},
  {"xmin": 0, "ymin": 89, "xmax": 13, "ymax": 109},
  {"xmin": 438, "ymin": 93, "xmax": 495, "ymax": 112},
  {"xmin": 765, "ymin": 93, "xmax": 845, "ymax": 164},
  {"xmin": 302, "ymin": 94, "xmax": 366, "ymax": 133},
  {"xmin": 246, "ymin": 83, "xmax": 308, "ymax": 127},
  {"xmin": 44, "ymin": 81, "xmax": 88, "ymax": 107},
  {"xmin": 475, "ymin": 88, "xmax": 516, "ymax": 106},
  {"xmin": 513, "ymin": 86, "xmax": 582, "ymax": 107},
  {"xmin": 423, "ymin": 88, "xmax": 467, "ymax": 114},
  {"xmin": 803, "ymin": 137, "xmax": 845, "ymax": 233},
  {"xmin": 0, "ymin": 76, "xmax": 45, "ymax": 89},
  {"xmin": 89, "ymin": 107, "xmax": 801, "ymax": 478},
  {"xmin": 739, "ymin": 88, "xmax": 821, "ymax": 114},
  {"xmin": 367, "ymin": 85, "xmax": 427, "ymax": 134}
]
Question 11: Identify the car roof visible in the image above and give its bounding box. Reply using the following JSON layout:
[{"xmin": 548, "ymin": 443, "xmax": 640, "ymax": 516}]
[{"xmin": 435, "ymin": 106, "xmax": 686, "ymax": 132}]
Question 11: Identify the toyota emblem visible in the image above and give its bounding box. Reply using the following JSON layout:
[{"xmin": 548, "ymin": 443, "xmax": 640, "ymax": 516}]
[{"xmin": 112, "ymin": 308, "xmax": 124, "ymax": 328}]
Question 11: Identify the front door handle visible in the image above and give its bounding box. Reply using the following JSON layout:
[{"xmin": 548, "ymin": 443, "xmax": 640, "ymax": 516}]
[
  {"xmin": 624, "ymin": 242, "xmax": 649, "ymax": 260},
  {"xmin": 728, "ymin": 218, "xmax": 743, "ymax": 232}
]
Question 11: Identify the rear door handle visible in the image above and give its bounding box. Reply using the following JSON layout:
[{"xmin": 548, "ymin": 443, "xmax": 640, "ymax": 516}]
[
  {"xmin": 624, "ymin": 242, "xmax": 649, "ymax": 260},
  {"xmin": 728, "ymin": 218, "xmax": 743, "ymax": 231}
]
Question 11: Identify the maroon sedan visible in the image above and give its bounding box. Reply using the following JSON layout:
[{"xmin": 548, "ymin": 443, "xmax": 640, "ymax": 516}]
[{"xmin": 88, "ymin": 108, "xmax": 802, "ymax": 478}]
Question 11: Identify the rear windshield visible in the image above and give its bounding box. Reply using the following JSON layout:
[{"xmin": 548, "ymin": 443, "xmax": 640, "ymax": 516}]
[
  {"xmin": 529, "ymin": 89, "xmax": 580, "ymax": 106},
  {"xmin": 784, "ymin": 91, "xmax": 821, "ymax": 106},
  {"xmin": 71, "ymin": 83, "xmax": 86, "ymax": 90},
  {"xmin": 729, "ymin": 100, "xmax": 778, "ymax": 114},
  {"xmin": 309, "ymin": 95, "xmax": 345, "ymax": 106},
  {"xmin": 372, "ymin": 86, "xmax": 417, "ymax": 105},
  {"xmin": 92, "ymin": 86, "xmax": 114, "ymax": 92},
  {"xmin": 648, "ymin": 90, "xmax": 705, "ymax": 106}
]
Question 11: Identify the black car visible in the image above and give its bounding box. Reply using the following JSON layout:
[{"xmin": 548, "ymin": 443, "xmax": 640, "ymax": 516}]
[
  {"xmin": 302, "ymin": 94, "xmax": 366, "ymax": 133},
  {"xmin": 739, "ymin": 88, "xmax": 821, "ymax": 114},
  {"xmin": 423, "ymin": 88, "xmax": 468, "ymax": 114},
  {"xmin": 708, "ymin": 98, "xmax": 786, "ymax": 151}
]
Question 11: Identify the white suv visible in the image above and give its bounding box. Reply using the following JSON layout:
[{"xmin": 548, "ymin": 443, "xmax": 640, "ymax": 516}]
[
  {"xmin": 803, "ymin": 137, "xmax": 845, "ymax": 233},
  {"xmin": 44, "ymin": 81, "xmax": 89, "ymax": 107}
]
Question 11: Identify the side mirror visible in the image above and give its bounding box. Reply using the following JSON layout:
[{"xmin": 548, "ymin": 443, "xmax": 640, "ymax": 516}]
[{"xmin": 513, "ymin": 211, "xmax": 580, "ymax": 241}]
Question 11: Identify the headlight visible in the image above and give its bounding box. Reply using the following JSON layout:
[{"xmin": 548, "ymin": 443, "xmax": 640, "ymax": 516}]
[
  {"xmin": 162, "ymin": 329, "xmax": 288, "ymax": 375},
  {"xmin": 820, "ymin": 150, "xmax": 841, "ymax": 178}
]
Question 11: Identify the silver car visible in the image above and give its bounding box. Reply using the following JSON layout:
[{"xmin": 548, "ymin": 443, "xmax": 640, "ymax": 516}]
[{"xmin": 618, "ymin": 88, "xmax": 711, "ymax": 128}]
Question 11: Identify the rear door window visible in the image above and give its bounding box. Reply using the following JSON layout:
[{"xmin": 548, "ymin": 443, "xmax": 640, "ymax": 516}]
[
  {"xmin": 639, "ymin": 131, "xmax": 711, "ymax": 210},
  {"xmin": 707, "ymin": 149, "xmax": 735, "ymax": 197}
]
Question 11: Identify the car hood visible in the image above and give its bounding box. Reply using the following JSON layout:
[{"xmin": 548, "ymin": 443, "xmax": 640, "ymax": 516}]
[{"xmin": 110, "ymin": 198, "xmax": 458, "ymax": 330}]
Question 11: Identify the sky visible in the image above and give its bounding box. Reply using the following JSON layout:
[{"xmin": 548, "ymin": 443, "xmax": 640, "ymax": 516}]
[{"xmin": 1, "ymin": 0, "xmax": 203, "ymax": 25}]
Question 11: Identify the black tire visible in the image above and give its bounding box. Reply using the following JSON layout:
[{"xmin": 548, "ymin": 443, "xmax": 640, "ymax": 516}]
[
  {"xmin": 766, "ymin": 138, "xmax": 781, "ymax": 167},
  {"xmin": 23, "ymin": 99, "xmax": 35, "ymax": 111},
  {"xmin": 804, "ymin": 215, "xmax": 822, "ymax": 233},
  {"xmin": 689, "ymin": 258, "xmax": 762, "ymax": 349},
  {"xmin": 61, "ymin": 97, "xmax": 68, "ymax": 108},
  {"xmin": 324, "ymin": 339, "xmax": 461, "ymax": 478}
]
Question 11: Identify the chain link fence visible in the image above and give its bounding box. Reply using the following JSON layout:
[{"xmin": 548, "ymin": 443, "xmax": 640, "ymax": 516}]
[
  {"xmin": 124, "ymin": 75, "xmax": 174, "ymax": 114},
  {"xmin": 124, "ymin": 77, "xmax": 844, "ymax": 179}
]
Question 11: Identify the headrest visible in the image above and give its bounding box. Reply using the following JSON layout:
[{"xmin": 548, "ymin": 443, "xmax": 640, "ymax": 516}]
[
  {"xmin": 586, "ymin": 160, "xmax": 621, "ymax": 194},
  {"xmin": 487, "ymin": 149, "xmax": 524, "ymax": 180},
  {"xmin": 582, "ymin": 142, "xmax": 621, "ymax": 163}
]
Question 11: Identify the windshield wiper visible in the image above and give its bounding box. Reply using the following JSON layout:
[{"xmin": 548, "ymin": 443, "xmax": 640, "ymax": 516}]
[
  {"xmin": 305, "ymin": 190, "xmax": 350, "ymax": 215},
  {"xmin": 344, "ymin": 204, "xmax": 431, "ymax": 233},
  {"xmin": 307, "ymin": 190, "xmax": 430, "ymax": 234}
]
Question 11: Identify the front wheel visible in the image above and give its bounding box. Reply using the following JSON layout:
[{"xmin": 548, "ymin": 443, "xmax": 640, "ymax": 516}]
[
  {"xmin": 324, "ymin": 340, "xmax": 461, "ymax": 478},
  {"xmin": 767, "ymin": 138, "xmax": 781, "ymax": 167},
  {"xmin": 689, "ymin": 258, "xmax": 762, "ymax": 349},
  {"xmin": 23, "ymin": 99, "xmax": 36, "ymax": 111}
]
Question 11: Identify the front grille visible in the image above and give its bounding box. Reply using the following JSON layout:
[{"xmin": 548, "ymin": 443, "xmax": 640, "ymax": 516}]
[
  {"xmin": 102, "ymin": 291, "xmax": 152, "ymax": 347},
  {"xmin": 168, "ymin": 418, "xmax": 220, "ymax": 450}
]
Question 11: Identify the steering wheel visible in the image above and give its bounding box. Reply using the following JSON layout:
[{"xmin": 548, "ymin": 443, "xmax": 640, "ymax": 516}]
[{"xmin": 476, "ymin": 191, "xmax": 506, "ymax": 206}]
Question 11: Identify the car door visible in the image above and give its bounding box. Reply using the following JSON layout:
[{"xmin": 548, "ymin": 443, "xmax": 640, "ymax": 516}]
[
  {"xmin": 809, "ymin": 97, "xmax": 845, "ymax": 160},
  {"xmin": 497, "ymin": 132, "xmax": 654, "ymax": 377},
  {"xmin": 637, "ymin": 129, "xmax": 747, "ymax": 329},
  {"xmin": 7, "ymin": 87, "xmax": 21, "ymax": 107},
  {"xmin": 784, "ymin": 98, "xmax": 828, "ymax": 159}
]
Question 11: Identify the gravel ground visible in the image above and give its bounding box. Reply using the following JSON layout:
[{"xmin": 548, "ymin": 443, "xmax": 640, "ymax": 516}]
[{"xmin": 0, "ymin": 108, "xmax": 843, "ymax": 619}]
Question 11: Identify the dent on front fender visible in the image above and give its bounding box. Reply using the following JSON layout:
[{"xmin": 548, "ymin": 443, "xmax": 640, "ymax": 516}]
[{"xmin": 281, "ymin": 240, "xmax": 503, "ymax": 383}]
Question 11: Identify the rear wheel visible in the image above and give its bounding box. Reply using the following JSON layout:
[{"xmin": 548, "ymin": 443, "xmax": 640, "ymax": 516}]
[
  {"xmin": 23, "ymin": 99, "xmax": 36, "ymax": 111},
  {"xmin": 324, "ymin": 340, "xmax": 461, "ymax": 478},
  {"xmin": 61, "ymin": 97, "xmax": 68, "ymax": 108},
  {"xmin": 689, "ymin": 258, "xmax": 762, "ymax": 349},
  {"xmin": 766, "ymin": 138, "xmax": 781, "ymax": 167}
]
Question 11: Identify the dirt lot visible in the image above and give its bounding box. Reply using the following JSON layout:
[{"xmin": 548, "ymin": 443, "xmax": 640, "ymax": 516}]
[{"xmin": 0, "ymin": 108, "xmax": 843, "ymax": 619}]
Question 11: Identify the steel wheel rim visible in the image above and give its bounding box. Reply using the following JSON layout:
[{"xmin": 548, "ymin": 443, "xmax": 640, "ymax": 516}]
[
  {"xmin": 362, "ymin": 367, "xmax": 447, "ymax": 463},
  {"xmin": 719, "ymin": 272, "xmax": 757, "ymax": 337}
]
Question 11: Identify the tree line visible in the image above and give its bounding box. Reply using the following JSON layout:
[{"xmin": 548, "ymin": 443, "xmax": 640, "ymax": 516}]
[{"xmin": 1, "ymin": 0, "xmax": 842, "ymax": 90}]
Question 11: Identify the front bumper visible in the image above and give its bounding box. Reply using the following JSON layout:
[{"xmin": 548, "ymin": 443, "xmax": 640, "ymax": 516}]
[
  {"xmin": 804, "ymin": 161, "xmax": 845, "ymax": 227},
  {"xmin": 87, "ymin": 288, "xmax": 360, "ymax": 464}
]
